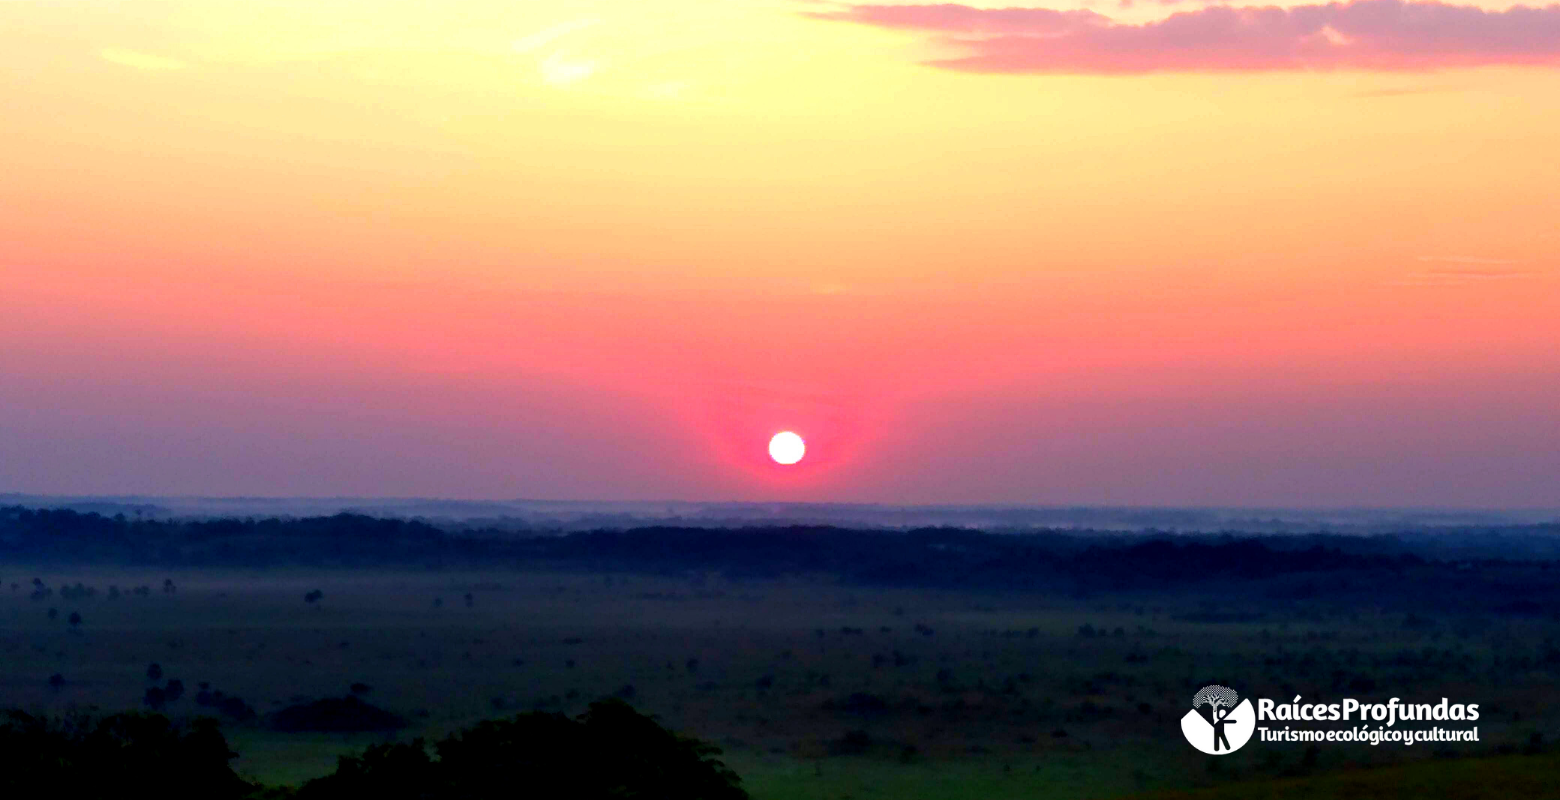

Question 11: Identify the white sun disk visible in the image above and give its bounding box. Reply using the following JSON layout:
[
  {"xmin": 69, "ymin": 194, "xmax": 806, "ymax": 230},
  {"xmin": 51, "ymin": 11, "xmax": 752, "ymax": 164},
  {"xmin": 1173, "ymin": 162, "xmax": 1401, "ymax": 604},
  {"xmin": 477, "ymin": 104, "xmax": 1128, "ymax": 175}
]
[{"xmin": 768, "ymin": 431, "xmax": 805, "ymax": 465}]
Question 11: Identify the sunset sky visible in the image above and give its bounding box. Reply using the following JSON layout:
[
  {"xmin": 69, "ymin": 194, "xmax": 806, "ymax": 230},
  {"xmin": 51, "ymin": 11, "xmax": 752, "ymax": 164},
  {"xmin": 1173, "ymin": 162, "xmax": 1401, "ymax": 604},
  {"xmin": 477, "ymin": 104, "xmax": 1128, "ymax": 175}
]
[{"xmin": 3, "ymin": 0, "xmax": 1557, "ymax": 506}]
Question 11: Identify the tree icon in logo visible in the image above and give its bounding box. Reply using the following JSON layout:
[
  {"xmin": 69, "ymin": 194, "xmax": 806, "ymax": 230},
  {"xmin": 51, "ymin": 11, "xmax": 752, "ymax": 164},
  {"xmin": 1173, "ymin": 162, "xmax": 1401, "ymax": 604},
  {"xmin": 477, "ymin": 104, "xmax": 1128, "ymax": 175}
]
[
  {"xmin": 1194, "ymin": 685, "xmax": 1239, "ymax": 719},
  {"xmin": 1181, "ymin": 684, "xmax": 1254, "ymax": 754}
]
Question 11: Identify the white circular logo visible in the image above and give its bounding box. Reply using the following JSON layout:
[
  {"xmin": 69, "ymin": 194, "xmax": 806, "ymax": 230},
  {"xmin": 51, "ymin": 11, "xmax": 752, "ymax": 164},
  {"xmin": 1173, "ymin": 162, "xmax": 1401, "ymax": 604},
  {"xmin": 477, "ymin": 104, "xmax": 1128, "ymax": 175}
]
[{"xmin": 1180, "ymin": 684, "xmax": 1254, "ymax": 754}]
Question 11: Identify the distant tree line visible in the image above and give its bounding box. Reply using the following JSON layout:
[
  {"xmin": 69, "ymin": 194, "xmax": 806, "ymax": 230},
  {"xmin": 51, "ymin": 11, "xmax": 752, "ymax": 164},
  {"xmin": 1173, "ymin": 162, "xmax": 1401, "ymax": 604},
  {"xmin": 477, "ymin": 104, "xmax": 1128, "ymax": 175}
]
[{"xmin": 2, "ymin": 506, "xmax": 1557, "ymax": 612}]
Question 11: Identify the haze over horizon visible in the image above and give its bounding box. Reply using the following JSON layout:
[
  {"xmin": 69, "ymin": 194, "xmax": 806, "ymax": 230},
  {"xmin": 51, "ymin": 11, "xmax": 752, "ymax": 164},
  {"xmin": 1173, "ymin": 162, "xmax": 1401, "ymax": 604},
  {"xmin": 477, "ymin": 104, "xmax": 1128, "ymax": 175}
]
[
  {"xmin": 4, "ymin": 0, "xmax": 1558, "ymax": 506},
  {"xmin": 3, "ymin": 494, "xmax": 1555, "ymax": 537}
]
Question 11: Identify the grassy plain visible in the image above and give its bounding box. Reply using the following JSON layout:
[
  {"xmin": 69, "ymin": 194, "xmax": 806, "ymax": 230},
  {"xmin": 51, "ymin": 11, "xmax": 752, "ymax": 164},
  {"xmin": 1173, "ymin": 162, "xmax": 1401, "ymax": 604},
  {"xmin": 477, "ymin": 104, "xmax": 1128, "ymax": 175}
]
[{"xmin": 3, "ymin": 566, "xmax": 1556, "ymax": 798}]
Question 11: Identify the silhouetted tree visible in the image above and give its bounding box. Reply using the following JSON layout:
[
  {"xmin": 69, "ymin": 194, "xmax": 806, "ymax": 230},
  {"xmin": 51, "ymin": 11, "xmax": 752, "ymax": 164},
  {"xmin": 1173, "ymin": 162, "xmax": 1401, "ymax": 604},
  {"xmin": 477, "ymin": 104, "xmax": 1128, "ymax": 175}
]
[
  {"xmin": 147, "ymin": 663, "xmax": 163, "ymax": 681},
  {"xmin": 299, "ymin": 698, "xmax": 746, "ymax": 800},
  {"xmin": 68, "ymin": 611, "xmax": 82, "ymax": 629},
  {"xmin": 299, "ymin": 739, "xmax": 437, "ymax": 800},
  {"xmin": 47, "ymin": 673, "xmax": 65, "ymax": 691},
  {"xmin": 165, "ymin": 679, "xmax": 185, "ymax": 703},
  {"xmin": 305, "ymin": 590, "xmax": 324, "ymax": 605},
  {"xmin": 0, "ymin": 710, "xmax": 250, "ymax": 797}
]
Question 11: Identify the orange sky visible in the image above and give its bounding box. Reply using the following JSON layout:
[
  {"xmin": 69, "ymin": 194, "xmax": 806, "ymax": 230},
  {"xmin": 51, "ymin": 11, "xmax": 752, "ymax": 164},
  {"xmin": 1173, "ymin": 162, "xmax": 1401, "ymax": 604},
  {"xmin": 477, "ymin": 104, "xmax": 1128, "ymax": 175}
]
[{"xmin": 2, "ymin": 0, "xmax": 1557, "ymax": 504}]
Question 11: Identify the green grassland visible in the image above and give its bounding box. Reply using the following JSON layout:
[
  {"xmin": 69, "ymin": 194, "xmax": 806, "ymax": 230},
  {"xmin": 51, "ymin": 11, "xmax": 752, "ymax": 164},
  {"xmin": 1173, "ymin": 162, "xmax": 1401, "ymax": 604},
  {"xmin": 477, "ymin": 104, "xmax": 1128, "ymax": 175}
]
[
  {"xmin": 3, "ymin": 566, "xmax": 1557, "ymax": 798},
  {"xmin": 1125, "ymin": 750, "xmax": 1560, "ymax": 800}
]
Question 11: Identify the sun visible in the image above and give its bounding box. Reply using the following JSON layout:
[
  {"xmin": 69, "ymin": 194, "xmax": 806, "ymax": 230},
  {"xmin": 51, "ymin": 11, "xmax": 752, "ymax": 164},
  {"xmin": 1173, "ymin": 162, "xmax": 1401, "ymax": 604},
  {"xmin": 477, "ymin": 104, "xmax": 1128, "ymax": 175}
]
[{"xmin": 768, "ymin": 431, "xmax": 805, "ymax": 465}]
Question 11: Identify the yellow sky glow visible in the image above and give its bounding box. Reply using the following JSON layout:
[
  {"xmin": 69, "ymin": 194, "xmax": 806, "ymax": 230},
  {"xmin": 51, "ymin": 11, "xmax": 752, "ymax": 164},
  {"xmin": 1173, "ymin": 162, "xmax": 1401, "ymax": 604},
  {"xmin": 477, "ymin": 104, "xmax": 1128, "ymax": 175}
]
[{"xmin": 2, "ymin": 0, "xmax": 1557, "ymax": 502}]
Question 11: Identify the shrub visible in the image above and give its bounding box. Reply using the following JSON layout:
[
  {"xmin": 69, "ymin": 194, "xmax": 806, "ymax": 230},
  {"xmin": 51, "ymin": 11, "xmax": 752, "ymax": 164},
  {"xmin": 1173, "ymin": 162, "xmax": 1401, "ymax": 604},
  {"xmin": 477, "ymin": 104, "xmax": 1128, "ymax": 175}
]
[{"xmin": 270, "ymin": 696, "xmax": 404, "ymax": 733}]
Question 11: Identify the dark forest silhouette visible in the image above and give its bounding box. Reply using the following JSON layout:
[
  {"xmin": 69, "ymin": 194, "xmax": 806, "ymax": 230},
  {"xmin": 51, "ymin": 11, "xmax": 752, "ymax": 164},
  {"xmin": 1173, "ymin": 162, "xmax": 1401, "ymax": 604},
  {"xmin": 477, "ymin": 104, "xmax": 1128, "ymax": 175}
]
[
  {"xmin": 0, "ymin": 699, "xmax": 747, "ymax": 799},
  {"xmin": 3, "ymin": 506, "xmax": 1558, "ymax": 613}
]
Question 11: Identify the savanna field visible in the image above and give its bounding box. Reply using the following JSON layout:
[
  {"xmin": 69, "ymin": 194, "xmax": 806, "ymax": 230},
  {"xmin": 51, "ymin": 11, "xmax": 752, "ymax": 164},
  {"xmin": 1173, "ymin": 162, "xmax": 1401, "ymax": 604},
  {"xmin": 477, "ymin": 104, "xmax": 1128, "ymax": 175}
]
[{"xmin": 8, "ymin": 539, "xmax": 1559, "ymax": 799}]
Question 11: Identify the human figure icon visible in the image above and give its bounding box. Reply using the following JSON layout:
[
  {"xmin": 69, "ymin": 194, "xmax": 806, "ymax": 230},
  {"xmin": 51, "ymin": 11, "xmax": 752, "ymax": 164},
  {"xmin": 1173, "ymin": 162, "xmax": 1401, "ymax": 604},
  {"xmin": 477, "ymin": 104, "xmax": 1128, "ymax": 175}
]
[
  {"xmin": 1188, "ymin": 685, "xmax": 1243, "ymax": 755},
  {"xmin": 1211, "ymin": 705, "xmax": 1232, "ymax": 752}
]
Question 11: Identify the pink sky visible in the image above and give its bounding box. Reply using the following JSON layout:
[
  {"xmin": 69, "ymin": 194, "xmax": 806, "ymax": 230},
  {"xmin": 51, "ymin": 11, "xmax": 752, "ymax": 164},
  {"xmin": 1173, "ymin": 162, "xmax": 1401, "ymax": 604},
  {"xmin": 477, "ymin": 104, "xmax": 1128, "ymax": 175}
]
[{"xmin": 2, "ymin": 0, "xmax": 1558, "ymax": 505}]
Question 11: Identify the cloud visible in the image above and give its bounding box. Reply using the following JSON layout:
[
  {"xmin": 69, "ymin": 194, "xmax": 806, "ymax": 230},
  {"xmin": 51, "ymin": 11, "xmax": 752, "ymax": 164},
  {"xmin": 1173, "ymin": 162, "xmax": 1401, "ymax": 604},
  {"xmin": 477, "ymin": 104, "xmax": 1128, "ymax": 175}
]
[
  {"xmin": 540, "ymin": 51, "xmax": 597, "ymax": 85},
  {"xmin": 1415, "ymin": 255, "xmax": 1521, "ymax": 266},
  {"xmin": 1389, "ymin": 258, "xmax": 1538, "ymax": 285},
  {"xmin": 1416, "ymin": 267, "xmax": 1535, "ymax": 278},
  {"xmin": 644, "ymin": 80, "xmax": 691, "ymax": 99},
  {"xmin": 1387, "ymin": 274, "xmax": 1537, "ymax": 285},
  {"xmin": 809, "ymin": 4, "xmax": 1110, "ymax": 34},
  {"xmin": 808, "ymin": 0, "xmax": 1560, "ymax": 73},
  {"xmin": 1348, "ymin": 84, "xmax": 1460, "ymax": 96},
  {"xmin": 511, "ymin": 18, "xmax": 599, "ymax": 54},
  {"xmin": 98, "ymin": 48, "xmax": 187, "ymax": 71},
  {"xmin": 508, "ymin": 19, "xmax": 601, "ymax": 87},
  {"xmin": 1123, "ymin": 0, "xmax": 1231, "ymax": 8}
]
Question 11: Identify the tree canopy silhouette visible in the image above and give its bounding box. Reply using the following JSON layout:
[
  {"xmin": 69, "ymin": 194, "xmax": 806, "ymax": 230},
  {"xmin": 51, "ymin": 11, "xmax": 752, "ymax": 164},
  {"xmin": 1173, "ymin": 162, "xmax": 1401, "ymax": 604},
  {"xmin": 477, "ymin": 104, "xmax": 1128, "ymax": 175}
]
[
  {"xmin": 0, "ymin": 700, "xmax": 745, "ymax": 799},
  {"xmin": 298, "ymin": 698, "xmax": 747, "ymax": 800},
  {"xmin": 0, "ymin": 710, "xmax": 250, "ymax": 798}
]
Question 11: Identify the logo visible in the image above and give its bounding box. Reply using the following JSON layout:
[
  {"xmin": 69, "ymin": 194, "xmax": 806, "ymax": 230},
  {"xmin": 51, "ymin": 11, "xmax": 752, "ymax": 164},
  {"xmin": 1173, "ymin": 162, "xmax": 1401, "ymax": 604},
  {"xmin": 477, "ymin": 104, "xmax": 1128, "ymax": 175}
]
[
  {"xmin": 1181, "ymin": 684, "xmax": 1255, "ymax": 754},
  {"xmin": 1178, "ymin": 685, "xmax": 1480, "ymax": 752}
]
